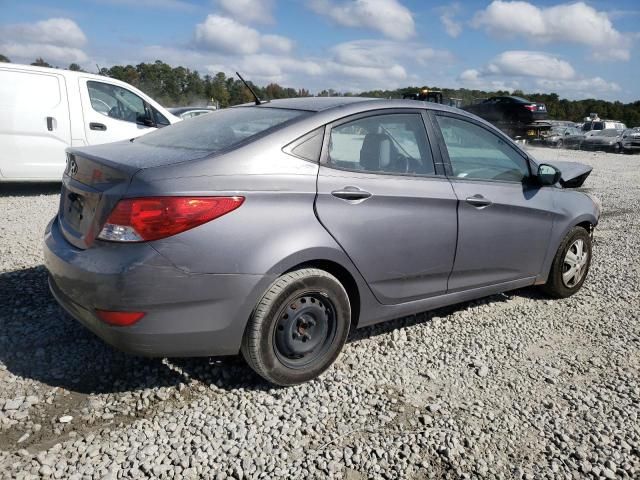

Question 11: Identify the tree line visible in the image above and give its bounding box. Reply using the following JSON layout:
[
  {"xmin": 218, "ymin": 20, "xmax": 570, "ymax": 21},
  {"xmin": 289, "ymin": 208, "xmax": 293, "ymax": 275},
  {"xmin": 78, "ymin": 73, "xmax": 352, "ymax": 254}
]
[{"xmin": 1, "ymin": 55, "xmax": 639, "ymax": 126}]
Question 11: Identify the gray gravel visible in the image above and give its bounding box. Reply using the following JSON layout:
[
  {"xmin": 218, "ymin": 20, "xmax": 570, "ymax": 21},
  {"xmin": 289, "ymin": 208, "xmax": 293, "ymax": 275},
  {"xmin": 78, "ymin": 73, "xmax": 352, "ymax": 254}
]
[{"xmin": 0, "ymin": 147, "xmax": 639, "ymax": 479}]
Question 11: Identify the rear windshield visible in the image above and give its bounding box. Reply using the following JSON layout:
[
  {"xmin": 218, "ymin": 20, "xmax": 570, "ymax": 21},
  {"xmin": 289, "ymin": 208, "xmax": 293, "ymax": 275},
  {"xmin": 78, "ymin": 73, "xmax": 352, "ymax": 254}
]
[{"xmin": 138, "ymin": 107, "xmax": 307, "ymax": 151}]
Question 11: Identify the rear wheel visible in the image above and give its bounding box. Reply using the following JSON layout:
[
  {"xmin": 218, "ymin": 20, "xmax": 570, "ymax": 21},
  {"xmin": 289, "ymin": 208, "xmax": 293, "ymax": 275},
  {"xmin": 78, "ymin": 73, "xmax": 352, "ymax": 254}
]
[
  {"xmin": 556, "ymin": 139, "xmax": 564, "ymax": 149},
  {"xmin": 241, "ymin": 268, "xmax": 351, "ymax": 386},
  {"xmin": 542, "ymin": 226, "xmax": 592, "ymax": 298}
]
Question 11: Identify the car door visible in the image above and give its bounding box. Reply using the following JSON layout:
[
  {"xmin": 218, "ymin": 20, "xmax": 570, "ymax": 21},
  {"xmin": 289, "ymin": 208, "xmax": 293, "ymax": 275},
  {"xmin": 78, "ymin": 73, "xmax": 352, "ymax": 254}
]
[
  {"xmin": 315, "ymin": 110, "xmax": 458, "ymax": 304},
  {"xmin": 0, "ymin": 67, "xmax": 71, "ymax": 180},
  {"xmin": 430, "ymin": 112, "xmax": 555, "ymax": 292},
  {"xmin": 565, "ymin": 128, "xmax": 582, "ymax": 148},
  {"xmin": 79, "ymin": 78, "xmax": 166, "ymax": 145}
]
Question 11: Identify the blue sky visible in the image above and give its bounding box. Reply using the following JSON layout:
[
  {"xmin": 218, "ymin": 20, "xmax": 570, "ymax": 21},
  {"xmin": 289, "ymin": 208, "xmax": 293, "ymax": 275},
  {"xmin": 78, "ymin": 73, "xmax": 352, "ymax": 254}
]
[{"xmin": 1, "ymin": 0, "xmax": 638, "ymax": 101}]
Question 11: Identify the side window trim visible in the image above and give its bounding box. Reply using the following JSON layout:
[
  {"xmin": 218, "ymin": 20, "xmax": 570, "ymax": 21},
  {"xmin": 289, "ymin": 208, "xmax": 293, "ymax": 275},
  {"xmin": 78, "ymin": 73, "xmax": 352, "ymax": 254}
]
[
  {"xmin": 319, "ymin": 109, "xmax": 441, "ymax": 178},
  {"xmin": 429, "ymin": 111, "xmax": 532, "ymax": 183}
]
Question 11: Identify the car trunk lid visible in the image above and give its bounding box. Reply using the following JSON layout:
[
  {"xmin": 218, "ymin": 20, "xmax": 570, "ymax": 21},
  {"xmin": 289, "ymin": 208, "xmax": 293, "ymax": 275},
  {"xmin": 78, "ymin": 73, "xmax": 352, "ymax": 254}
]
[
  {"xmin": 58, "ymin": 141, "xmax": 213, "ymax": 249},
  {"xmin": 58, "ymin": 152, "xmax": 137, "ymax": 249}
]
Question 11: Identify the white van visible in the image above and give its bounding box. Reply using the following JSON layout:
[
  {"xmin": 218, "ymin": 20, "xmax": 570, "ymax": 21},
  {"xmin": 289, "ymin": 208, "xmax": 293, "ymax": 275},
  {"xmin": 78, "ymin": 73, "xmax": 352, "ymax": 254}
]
[{"xmin": 0, "ymin": 63, "xmax": 180, "ymax": 181}]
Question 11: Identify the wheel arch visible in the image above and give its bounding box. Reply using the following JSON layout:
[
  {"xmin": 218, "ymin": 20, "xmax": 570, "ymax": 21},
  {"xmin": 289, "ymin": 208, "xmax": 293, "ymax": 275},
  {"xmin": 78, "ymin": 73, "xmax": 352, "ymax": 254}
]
[{"xmin": 283, "ymin": 259, "xmax": 362, "ymax": 329}]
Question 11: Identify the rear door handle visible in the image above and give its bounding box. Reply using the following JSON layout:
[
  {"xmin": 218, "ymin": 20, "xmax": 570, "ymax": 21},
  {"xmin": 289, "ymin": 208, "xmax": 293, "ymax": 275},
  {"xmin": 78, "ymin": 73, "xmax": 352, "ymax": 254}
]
[
  {"xmin": 331, "ymin": 186, "xmax": 372, "ymax": 201},
  {"xmin": 465, "ymin": 194, "xmax": 492, "ymax": 208},
  {"xmin": 46, "ymin": 117, "xmax": 54, "ymax": 131},
  {"xmin": 90, "ymin": 122, "xmax": 107, "ymax": 131}
]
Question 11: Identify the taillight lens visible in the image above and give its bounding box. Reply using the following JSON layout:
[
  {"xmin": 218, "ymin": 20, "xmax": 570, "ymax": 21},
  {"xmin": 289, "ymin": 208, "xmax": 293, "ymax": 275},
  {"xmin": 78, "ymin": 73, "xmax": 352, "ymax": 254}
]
[
  {"xmin": 98, "ymin": 196, "xmax": 244, "ymax": 242},
  {"xmin": 524, "ymin": 104, "xmax": 537, "ymax": 111}
]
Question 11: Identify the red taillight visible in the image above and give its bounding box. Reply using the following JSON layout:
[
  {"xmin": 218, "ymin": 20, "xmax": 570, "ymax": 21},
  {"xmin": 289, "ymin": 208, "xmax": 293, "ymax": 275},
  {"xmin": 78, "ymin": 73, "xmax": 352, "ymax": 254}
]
[
  {"xmin": 96, "ymin": 310, "xmax": 145, "ymax": 326},
  {"xmin": 524, "ymin": 104, "xmax": 538, "ymax": 111},
  {"xmin": 98, "ymin": 196, "xmax": 244, "ymax": 242}
]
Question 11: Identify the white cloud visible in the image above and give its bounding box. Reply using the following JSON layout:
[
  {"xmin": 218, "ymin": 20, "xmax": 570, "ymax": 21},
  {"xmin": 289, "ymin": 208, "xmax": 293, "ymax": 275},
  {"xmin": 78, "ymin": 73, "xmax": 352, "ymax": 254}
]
[
  {"xmin": 331, "ymin": 39, "xmax": 453, "ymax": 69},
  {"xmin": 0, "ymin": 18, "xmax": 89, "ymax": 64},
  {"xmin": 194, "ymin": 15, "xmax": 261, "ymax": 54},
  {"xmin": 261, "ymin": 35, "xmax": 294, "ymax": 54},
  {"xmin": 0, "ymin": 43, "xmax": 88, "ymax": 64},
  {"xmin": 194, "ymin": 15, "xmax": 294, "ymax": 55},
  {"xmin": 309, "ymin": 0, "xmax": 415, "ymax": 41},
  {"xmin": 458, "ymin": 50, "xmax": 621, "ymax": 99},
  {"xmin": 1, "ymin": 18, "xmax": 87, "ymax": 48},
  {"xmin": 217, "ymin": 0, "xmax": 274, "ymax": 24},
  {"xmin": 472, "ymin": 1, "xmax": 631, "ymax": 61},
  {"xmin": 536, "ymin": 77, "xmax": 621, "ymax": 95},
  {"xmin": 486, "ymin": 51, "xmax": 575, "ymax": 79},
  {"xmin": 439, "ymin": 3, "xmax": 462, "ymax": 38}
]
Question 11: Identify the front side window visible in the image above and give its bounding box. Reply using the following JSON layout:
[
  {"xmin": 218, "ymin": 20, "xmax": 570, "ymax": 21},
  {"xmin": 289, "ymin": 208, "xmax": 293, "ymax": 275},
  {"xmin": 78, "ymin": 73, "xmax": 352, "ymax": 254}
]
[
  {"xmin": 327, "ymin": 113, "xmax": 435, "ymax": 175},
  {"xmin": 436, "ymin": 115, "xmax": 529, "ymax": 182},
  {"xmin": 87, "ymin": 81, "xmax": 147, "ymax": 124}
]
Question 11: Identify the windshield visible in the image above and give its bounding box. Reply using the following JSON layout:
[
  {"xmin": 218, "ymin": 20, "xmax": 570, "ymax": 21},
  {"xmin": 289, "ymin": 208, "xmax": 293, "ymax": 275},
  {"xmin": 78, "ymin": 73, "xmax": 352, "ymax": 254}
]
[{"xmin": 138, "ymin": 107, "xmax": 308, "ymax": 151}]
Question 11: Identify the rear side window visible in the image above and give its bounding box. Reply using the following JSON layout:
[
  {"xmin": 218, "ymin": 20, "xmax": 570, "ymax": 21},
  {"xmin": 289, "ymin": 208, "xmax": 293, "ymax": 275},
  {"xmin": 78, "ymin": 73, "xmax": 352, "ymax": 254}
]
[
  {"xmin": 139, "ymin": 107, "xmax": 307, "ymax": 152},
  {"xmin": 327, "ymin": 113, "xmax": 435, "ymax": 175},
  {"xmin": 436, "ymin": 115, "xmax": 529, "ymax": 182}
]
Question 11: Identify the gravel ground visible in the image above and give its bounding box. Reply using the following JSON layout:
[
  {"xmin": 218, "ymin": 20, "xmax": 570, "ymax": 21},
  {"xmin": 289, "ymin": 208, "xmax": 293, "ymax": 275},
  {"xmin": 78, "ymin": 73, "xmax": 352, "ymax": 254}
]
[{"xmin": 0, "ymin": 147, "xmax": 638, "ymax": 479}]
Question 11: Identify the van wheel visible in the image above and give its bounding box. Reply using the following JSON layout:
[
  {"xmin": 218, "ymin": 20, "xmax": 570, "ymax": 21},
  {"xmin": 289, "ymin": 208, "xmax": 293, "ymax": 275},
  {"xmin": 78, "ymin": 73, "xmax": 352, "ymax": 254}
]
[
  {"xmin": 542, "ymin": 226, "xmax": 592, "ymax": 298},
  {"xmin": 241, "ymin": 268, "xmax": 351, "ymax": 386}
]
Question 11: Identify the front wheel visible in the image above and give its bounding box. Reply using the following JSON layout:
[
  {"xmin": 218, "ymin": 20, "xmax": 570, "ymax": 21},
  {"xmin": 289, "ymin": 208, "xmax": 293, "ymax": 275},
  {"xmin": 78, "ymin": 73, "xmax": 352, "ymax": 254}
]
[
  {"xmin": 542, "ymin": 226, "xmax": 592, "ymax": 298},
  {"xmin": 241, "ymin": 268, "xmax": 351, "ymax": 386}
]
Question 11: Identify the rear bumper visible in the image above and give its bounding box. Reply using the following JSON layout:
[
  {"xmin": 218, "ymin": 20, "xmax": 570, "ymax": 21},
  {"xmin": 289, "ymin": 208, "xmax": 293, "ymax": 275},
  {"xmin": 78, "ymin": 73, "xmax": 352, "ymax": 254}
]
[{"xmin": 44, "ymin": 217, "xmax": 274, "ymax": 357}]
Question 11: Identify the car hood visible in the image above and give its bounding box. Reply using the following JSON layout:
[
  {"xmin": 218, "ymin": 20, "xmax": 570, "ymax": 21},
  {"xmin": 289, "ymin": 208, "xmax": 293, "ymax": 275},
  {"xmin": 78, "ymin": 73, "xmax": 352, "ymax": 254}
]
[{"xmin": 544, "ymin": 160, "xmax": 592, "ymax": 188}]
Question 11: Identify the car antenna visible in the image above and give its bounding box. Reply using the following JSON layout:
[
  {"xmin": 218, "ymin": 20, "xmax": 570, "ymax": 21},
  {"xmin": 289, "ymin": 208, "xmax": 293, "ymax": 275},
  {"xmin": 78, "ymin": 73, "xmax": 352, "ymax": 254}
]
[{"xmin": 236, "ymin": 72, "xmax": 266, "ymax": 105}]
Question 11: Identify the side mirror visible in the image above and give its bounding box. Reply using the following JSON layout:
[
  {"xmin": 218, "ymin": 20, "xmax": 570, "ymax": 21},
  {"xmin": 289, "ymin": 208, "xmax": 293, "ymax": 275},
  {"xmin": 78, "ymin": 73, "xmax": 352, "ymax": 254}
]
[
  {"xmin": 136, "ymin": 113, "xmax": 156, "ymax": 128},
  {"xmin": 537, "ymin": 164, "xmax": 561, "ymax": 186}
]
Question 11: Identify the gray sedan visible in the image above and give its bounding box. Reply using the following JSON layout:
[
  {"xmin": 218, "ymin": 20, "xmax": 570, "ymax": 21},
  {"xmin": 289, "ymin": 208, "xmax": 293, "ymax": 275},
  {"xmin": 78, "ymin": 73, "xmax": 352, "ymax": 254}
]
[{"xmin": 44, "ymin": 98, "xmax": 600, "ymax": 385}]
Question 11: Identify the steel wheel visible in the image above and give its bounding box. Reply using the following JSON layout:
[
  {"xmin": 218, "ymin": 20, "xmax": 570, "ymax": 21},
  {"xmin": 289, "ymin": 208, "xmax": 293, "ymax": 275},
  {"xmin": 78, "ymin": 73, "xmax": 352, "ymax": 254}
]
[
  {"xmin": 562, "ymin": 239, "xmax": 588, "ymax": 288},
  {"xmin": 273, "ymin": 293, "xmax": 337, "ymax": 369}
]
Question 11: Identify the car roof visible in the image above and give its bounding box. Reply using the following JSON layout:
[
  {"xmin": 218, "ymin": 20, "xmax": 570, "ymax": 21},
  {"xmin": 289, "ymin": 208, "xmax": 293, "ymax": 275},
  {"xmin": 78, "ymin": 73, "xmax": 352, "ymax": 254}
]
[
  {"xmin": 236, "ymin": 96, "xmax": 385, "ymax": 112},
  {"xmin": 236, "ymin": 96, "xmax": 466, "ymax": 117}
]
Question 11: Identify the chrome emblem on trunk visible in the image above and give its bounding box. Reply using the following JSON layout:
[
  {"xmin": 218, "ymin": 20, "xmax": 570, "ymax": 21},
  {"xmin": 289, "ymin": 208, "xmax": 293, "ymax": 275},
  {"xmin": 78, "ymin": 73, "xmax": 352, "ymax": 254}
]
[{"xmin": 68, "ymin": 157, "xmax": 78, "ymax": 177}]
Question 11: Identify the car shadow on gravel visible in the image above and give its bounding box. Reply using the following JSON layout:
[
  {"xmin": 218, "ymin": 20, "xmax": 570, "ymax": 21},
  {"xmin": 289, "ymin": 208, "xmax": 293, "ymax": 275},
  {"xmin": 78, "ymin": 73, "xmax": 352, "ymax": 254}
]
[
  {"xmin": 0, "ymin": 265, "xmax": 275, "ymax": 394},
  {"xmin": 0, "ymin": 265, "xmax": 547, "ymax": 395},
  {"xmin": 0, "ymin": 183, "xmax": 61, "ymax": 197}
]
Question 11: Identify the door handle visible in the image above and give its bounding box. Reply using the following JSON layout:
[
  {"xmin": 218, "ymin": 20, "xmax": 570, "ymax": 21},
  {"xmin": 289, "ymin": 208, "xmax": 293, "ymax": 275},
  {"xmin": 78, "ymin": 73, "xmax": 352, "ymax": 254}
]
[
  {"xmin": 46, "ymin": 117, "xmax": 54, "ymax": 131},
  {"xmin": 465, "ymin": 194, "xmax": 492, "ymax": 208},
  {"xmin": 331, "ymin": 186, "xmax": 372, "ymax": 201},
  {"xmin": 90, "ymin": 122, "xmax": 107, "ymax": 131}
]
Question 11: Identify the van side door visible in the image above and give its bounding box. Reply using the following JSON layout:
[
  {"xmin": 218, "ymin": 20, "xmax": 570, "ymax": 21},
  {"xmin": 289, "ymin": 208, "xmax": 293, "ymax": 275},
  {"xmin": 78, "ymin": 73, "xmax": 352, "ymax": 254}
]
[{"xmin": 0, "ymin": 67, "xmax": 71, "ymax": 180}]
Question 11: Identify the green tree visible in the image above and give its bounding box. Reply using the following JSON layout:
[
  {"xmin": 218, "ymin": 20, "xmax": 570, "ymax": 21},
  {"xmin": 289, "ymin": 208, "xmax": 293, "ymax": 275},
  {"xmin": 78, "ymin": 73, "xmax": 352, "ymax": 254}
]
[
  {"xmin": 68, "ymin": 63, "xmax": 84, "ymax": 72},
  {"xmin": 31, "ymin": 57, "xmax": 52, "ymax": 67},
  {"xmin": 0, "ymin": 54, "xmax": 10, "ymax": 63}
]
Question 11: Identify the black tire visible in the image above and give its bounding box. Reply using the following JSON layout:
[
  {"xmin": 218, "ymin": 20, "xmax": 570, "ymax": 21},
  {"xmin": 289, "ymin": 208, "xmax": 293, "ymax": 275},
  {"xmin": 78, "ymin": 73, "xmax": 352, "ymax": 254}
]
[
  {"xmin": 556, "ymin": 139, "xmax": 564, "ymax": 149},
  {"xmin": 241, "ymin": 268, "xmax": 351, "ymax": 386},
  {"xmin": 542, "ymin": 226, "xmax": 592, "ymax": 298}
]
